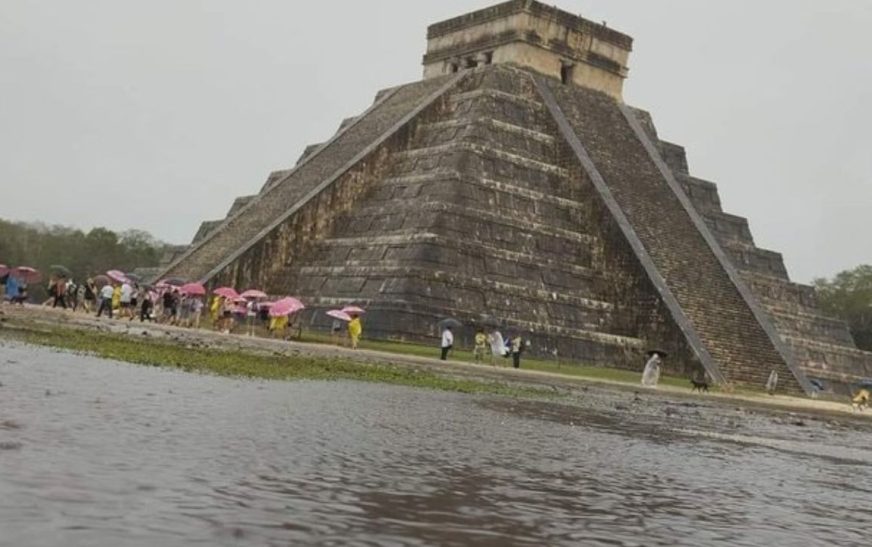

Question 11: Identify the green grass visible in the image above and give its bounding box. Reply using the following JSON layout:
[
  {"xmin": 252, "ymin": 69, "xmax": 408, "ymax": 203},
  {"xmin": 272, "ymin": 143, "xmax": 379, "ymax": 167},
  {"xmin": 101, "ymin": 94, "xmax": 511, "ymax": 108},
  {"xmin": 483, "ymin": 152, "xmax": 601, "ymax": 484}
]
[
  {"xmin": 1, "ymin": 325, "xmax": 556, "ymax": 399},
  {"xmin": 298, "ymin": 330, "xmax": 691, "ymax": 389}
]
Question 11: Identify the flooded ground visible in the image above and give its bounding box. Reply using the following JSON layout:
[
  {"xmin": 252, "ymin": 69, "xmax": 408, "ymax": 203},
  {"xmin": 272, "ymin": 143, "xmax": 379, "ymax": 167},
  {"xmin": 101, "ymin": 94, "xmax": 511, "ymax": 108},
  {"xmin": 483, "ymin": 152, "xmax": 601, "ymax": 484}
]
[{"xmin": 1, "ymin": 341, "xmax": 871, "ymax": 546}]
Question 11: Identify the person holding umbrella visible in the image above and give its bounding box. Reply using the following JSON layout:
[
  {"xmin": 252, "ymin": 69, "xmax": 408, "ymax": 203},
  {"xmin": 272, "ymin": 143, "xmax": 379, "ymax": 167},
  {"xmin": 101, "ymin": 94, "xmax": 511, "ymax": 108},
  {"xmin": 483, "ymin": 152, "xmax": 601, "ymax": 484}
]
[
  {"xmin": 440, "ymin": 326, "xmax": 454, "ymax": 361},
  {"xmin": 509, "ymin": 333, "xmax": 526, "ymax": 369},
  {"xmin": 97, "ymin": 282, "xmax": 115, "ymax": 318},
  {"xmin": 348, "ymin": 314, "xmax": 363, "ymax": 350},
  {"xmin": 642, "ymin": 350, "xmax": 667, "ymax": 387}
]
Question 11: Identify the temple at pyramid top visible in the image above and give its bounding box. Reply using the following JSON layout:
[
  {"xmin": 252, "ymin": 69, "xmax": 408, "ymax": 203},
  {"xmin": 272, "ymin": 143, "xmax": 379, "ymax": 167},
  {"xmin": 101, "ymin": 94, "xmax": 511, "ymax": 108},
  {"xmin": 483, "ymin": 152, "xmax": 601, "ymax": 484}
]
[{"xmin": 423, "ymin": 0, "xmax": 633, "ymax": 99}]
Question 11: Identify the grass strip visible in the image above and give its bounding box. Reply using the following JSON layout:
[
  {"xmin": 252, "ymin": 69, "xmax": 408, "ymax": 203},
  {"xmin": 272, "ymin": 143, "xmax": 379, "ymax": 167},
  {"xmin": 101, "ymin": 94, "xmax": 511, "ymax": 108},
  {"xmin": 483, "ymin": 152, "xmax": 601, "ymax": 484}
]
[{"xmin": 1, "ymin": 324, "xmax": 557, "ymax": 399}]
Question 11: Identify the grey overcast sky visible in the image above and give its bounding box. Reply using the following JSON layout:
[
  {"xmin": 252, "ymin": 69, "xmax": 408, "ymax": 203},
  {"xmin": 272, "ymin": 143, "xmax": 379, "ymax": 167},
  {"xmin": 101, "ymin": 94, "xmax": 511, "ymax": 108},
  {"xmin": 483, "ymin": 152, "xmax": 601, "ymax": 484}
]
[{"xmin": 1, "ymin": 1, "xmax": 870, "ymax": 283}]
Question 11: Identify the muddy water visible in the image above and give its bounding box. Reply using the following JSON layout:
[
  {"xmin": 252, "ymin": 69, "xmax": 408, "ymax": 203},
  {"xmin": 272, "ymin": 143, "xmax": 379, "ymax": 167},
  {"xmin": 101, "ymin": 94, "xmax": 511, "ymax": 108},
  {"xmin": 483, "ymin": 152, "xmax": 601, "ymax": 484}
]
[{"xmin": 1, "ymin": 341, "xmax": 871, "ymax": 547}]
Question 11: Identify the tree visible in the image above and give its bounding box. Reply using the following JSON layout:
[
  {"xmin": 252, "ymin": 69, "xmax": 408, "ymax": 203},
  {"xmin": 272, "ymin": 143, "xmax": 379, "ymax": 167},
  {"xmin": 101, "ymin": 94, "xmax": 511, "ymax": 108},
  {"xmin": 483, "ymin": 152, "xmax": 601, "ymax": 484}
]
[
  {"xmin": 0, "ymin": 218, "xmax": 171, "ymax": 301},
  {"xmin": 814, "ymin": 265, "xmax": 872, "ymax": 351}
]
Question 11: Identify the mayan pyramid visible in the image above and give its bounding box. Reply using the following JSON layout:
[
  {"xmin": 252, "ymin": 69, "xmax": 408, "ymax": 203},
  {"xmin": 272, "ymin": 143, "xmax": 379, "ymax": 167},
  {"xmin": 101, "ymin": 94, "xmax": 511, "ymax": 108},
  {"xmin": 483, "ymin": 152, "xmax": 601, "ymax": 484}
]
[{"xmin": 157, "ymin": 0, "xmax": 872, "ymax": 395}]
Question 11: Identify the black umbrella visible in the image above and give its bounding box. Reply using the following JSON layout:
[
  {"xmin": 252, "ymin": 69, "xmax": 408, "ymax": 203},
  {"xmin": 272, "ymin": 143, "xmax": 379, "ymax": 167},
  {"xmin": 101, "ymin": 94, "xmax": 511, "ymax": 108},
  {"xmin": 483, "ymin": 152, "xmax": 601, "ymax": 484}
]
[
  {"xmin": 50, "ymin": 265, "xmax": 72, "ymax": 278},
  {"xmin": 480, "ymin": 316, "xmax": 501, "ymax": 328},
  {"xmin": 162, "ymin": 277, "xmax": 187, "ymax": 287},
  {"xmin": 646, "ymin": 349, "xmax": 669, "ymax": 358},
  {"xmin": 437, "ymin": 317, "xmax": 463, "ymax": 330},
  {"xmin": 125, "ymin": 273, "xmax": 142, "ymax": 283},
  {"xmin": 854, "ymin": 379, "xmax": 872, "ymax": 391}
]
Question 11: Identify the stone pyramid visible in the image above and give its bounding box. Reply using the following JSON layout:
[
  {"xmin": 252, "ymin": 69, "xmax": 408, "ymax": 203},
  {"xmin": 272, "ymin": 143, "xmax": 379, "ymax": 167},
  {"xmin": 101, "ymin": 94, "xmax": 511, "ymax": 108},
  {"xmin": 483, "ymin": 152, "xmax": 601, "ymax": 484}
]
[{"xmin": 157, "ymin": 0, "xmax": 872, "ymax": 395}]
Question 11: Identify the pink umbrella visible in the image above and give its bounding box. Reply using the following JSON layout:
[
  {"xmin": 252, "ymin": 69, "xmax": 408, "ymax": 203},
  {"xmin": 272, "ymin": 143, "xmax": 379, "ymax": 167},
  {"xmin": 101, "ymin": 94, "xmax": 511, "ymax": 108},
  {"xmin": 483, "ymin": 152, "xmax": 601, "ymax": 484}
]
[
  {"xmin": 241, "ymin": 289, "xmax": 267, "ymax": 299},
  {"xmin": 213, "ymin": 287, "xmax": 239, "ymax": 299},
  {"xmin": 326, "ymin": 309, "xmax": 352, "ymax": 322},
  {"xmin": 341, "ymin": 305, "xmax": 366, "ymax": 315},
  {"xmin": 181, "ymin": 283, "xmax": 206, "ymax": 296},
  {"xmin": 269, "ymin": 297, "xmax": 305, "ymax": 318},
  {"xmin": 0, "ymin": 265, "xmax": 8, "ymax": 277},
  {"xmin": 106, "ymin": 270, "xmax": 129, "ymax": 284},
  {"xmin": 13, "ymin": 266, "xmax": 41, "ymax": 283}
]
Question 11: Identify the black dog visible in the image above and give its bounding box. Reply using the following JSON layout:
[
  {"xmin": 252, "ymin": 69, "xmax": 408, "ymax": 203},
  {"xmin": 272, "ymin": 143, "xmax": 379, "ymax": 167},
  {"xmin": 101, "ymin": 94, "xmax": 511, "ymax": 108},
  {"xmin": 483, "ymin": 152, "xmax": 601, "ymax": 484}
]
[{"xmin": 690, "ymin": 379, "xmax": 710, "ymax": 393}]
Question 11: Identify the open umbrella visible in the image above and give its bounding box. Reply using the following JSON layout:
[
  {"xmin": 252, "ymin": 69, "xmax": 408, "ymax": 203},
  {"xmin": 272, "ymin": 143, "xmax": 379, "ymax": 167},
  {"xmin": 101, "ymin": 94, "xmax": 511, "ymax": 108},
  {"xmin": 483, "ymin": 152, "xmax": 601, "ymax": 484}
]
[
  {"xmin": 0, "ymin": 265, "xmax": 8, "ymax": 277},
  {"xmin": 437, "ymin": 317, "xmax": 463, "ymax": 330},
  {"xmin": 341, "ymin": 305, "xmax": 366, "ymax": 315},
  {"xmin": 270, "ymin": 297, "xmax": 305, "ymax": 318},
  {"xmin": 160, "ymin": 277, "xmax": 187, "ymax": 287},
  {"xmin": 326, "ymin": 309, "xmax": 352, "ymax": 322},
  {"xmin": 854, "ymin": 379, "xmax": 872, "ymax": 391},
  {"xmin": 125, "ymin": 273, "xmax": 142, "ymax": 283},
  {"xmin": 181, "ymin": 283, "xmax": 206, "ymax": 296},
  {"xmin": 50, "ymin": 265, "xmax": 72, "ymax": 278},
  {"xmin": 213, "ymin": 287, "xmax": 239, "ymax": 299},
  {"xmin": 106, "ymin": 270, "xmax": 129, "ymax": 284},
  {"xmin": 241, "ymin": 289, "xmax": 267, "ymax": 299},
  {"xmin": 93, "ymin": 274, "xmax": 111, "ymax": 287},
  {"xmin": 13, "ymin": 266, "xmax": 41, "ymax": 283},
  {"xmin": 646, "ymin": 349, "xmax": 669, "ymax": 359}
]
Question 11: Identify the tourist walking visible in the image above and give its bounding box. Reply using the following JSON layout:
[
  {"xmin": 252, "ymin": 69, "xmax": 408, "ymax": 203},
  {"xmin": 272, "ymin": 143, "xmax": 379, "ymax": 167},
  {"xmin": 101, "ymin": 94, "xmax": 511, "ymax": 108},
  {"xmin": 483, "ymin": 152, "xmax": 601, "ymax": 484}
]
[
  {"xmin": 246, "ymin": 300, "xmax": 258, "ymax": 336},
  {"xmin": 51, "ymin": 277, "xmax": 67, "ymax": 309},
  {"xmin": 331, "ymin": 318, "xmax": 343, "ymax": 345},
  {"xmin": 82, "ymin": 279, "xmax": 96, "ymax": 313},
  {"xmin": 190, "ymin": 297, "xmax": 204, "ymax": 329},
  {"xmin": 488, "ymin": 329, "xmax": 508, "ymax": 365},
  {"xmin": 210, "ymin": 295, "xmax": 222, "ymax": 328},
  {"xmin": 112, "ymin": 284, "xmax": 122, "ymax": 314},
  {"xmin": 140, "ymin": 291, "xmax": 154, "ymax": 322},
  {"xmin": 97, "ymin": 283, "xmax": 114, "ymax": 318},
  {"xmin": 440, "ymin": 326, "xmax": 454, "ymax": 361},
  {"xmin": 642, "ymin": 351, "xmax": 664, "ymax": 387},
  {"xmin": 348, "ymin": 314, "xmax": 362, "ymax": 350},
  {"xmin": 473, "ymin": 328, "xmax": 487, "ymax": 362},
  {"xmin": 119, "ymin": 281, "xmax": 133, "ymax": 318},
  {"xmin": 510, "ymin": 334, "xmax": 524, "ymax": 369}
]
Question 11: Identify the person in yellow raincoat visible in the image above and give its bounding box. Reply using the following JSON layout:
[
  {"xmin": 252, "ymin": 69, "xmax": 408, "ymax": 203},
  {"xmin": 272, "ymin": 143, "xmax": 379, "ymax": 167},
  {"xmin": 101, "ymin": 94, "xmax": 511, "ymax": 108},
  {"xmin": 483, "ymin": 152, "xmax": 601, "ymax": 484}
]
[
  {"xmin": 348, "ymin": 314, "xmax": 362, "ymax": 350},
  {"xmin": 269, "ymin": 314, "xmax": 289, "ymax": 339},
  {"xmin": 210, "ymin": 296, "xmax": 223, "ymax": 329},
  {"xmin": 111, "ymin": 284, "xmax": 122, "ymax": 312}
]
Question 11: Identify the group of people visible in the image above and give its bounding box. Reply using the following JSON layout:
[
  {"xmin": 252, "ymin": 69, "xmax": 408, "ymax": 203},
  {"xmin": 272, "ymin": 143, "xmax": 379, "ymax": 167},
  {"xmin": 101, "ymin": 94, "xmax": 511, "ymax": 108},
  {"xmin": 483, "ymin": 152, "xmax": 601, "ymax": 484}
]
[{"xmin": 440, "ymin": 326, "xmax": 528, "ymax": 368}]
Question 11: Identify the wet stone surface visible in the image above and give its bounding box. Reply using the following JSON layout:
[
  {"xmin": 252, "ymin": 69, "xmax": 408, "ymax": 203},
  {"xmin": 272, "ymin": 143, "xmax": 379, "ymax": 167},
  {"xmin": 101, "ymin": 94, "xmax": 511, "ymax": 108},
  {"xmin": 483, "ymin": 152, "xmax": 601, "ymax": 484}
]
[{"xmin": 1, "ymin": 340, "xmax": 871, "ymax": 546}]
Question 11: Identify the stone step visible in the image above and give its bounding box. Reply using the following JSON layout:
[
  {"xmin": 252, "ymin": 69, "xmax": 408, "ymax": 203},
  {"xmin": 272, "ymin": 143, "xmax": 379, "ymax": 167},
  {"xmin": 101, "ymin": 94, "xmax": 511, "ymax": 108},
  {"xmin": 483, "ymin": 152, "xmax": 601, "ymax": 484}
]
[
  {"xmin": 395, "ymin": 141, "xmax": 567, "ymax": 177},
  {"xmin": 703, "ymin": 211, "xmax": 754, "ymax": 246},
  {"xmin": 391, "ymin": 140, "xmax": 569, "ymax": 192},
  {"xmin": 347, "ymin": 198, "xmax": 591, "ymax": 242},
  {"xmin": 725, "ymin": 241, "xmax": 789, "ymax": 279},
  {"xmin": 786, "ymin": 337, "xmax": 872, "ymax": 386},
  {"xmin": 678, "ymin": 174, "xmax": 723, "ymax": 214},
  {"xmin": 309, "ymin": 231, "xmax": 599, "ymax": 281},
  {"xmin": 768, "ymin": 307, "xmax": 856, "ymax": 347},
  {"xmin": 448, "ymin": 88, "xmax": 553, "ymax": 133},
  {"xmin": 191, "ymin": 220, "xmax": 221, "ymax": 245},
  {"xmin": 295, "ymin": 264, "xmax": 617, "ymax": 329},
  {"xmin": 741, "ymin": 272, "xmax": 818, "ymax": 311},
  {"xmin": 658, "ymin": 140, "xmax": 689, "ymax": 175},
  {"xmin": 378, "ymin": 170, "xmax": 586, "ymax": 210},
  {"xmin": 414, "ymin": 117, "xmax": 557, "ymax": 163}
]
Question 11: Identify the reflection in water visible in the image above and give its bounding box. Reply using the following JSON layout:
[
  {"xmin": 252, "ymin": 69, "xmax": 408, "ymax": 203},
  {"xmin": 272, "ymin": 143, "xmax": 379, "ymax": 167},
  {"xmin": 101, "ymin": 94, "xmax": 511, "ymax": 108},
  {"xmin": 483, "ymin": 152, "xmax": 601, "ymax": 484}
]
[{"xmin": 0, "ymin": 341, "xmax": 870, "ymax": 546}]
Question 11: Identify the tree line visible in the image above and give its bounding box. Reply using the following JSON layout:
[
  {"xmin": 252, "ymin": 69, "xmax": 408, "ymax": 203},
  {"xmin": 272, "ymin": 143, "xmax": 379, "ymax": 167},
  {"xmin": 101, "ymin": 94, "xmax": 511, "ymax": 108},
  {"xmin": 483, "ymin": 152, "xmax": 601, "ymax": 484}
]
[
  {"xmin": 814, "ymin": 264, "xmax": 872, "ymax": 351},
  {"xmin": 0, "ymin": 219, "xmax": 170, "ymax": 296}
]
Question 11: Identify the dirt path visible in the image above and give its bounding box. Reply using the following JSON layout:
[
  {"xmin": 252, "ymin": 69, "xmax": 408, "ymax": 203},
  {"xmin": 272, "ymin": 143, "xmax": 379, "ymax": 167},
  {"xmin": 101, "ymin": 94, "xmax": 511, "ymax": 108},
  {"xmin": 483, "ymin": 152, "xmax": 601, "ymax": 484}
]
[{"xmin": 1, "ymin": 303, "xmax": 868, "ymax": 421}]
